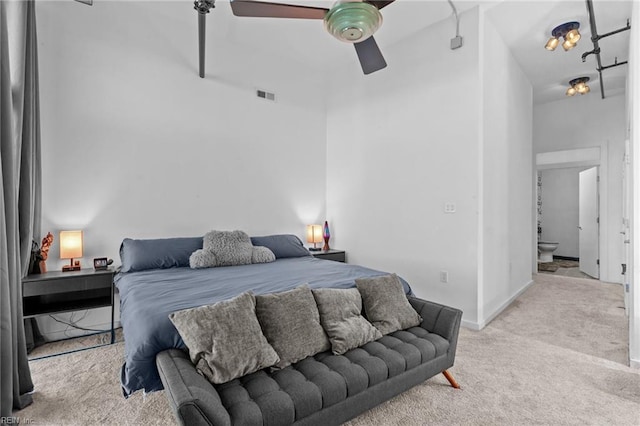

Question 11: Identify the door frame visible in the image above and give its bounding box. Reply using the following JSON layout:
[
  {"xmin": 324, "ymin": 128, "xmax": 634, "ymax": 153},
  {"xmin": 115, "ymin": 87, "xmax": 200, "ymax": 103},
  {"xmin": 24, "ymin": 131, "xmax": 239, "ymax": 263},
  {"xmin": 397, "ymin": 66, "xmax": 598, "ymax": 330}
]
[{"xmin": 534, "ymin": 146, "xmax": 610, "ymax": 282}]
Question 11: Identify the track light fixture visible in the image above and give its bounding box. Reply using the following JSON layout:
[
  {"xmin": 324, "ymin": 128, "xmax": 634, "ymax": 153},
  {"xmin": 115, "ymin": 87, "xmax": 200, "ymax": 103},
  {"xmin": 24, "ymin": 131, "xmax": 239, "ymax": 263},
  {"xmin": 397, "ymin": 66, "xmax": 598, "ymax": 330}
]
[
  {"xmin": 545, "ymin": 21, "xmax": 581, "ymax": 51},
  {"xmin": 566, "ymin": 77, "xmax": 590, "ymax": 96}
]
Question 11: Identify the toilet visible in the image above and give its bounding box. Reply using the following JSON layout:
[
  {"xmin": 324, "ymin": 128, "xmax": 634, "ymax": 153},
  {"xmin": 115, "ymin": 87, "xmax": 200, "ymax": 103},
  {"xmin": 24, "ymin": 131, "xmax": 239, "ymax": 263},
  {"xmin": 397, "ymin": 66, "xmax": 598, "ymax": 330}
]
[{"xmin": 537, "ymin": 242, "xmax": 559, "ymax": 263}]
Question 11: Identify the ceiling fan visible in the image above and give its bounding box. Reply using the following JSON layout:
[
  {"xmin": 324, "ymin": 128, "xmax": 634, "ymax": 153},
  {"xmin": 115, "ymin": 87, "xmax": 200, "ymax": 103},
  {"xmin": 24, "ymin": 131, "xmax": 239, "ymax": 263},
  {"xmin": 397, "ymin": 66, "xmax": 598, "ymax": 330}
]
[
  {"xmin": 195, "ymin": 0, "xmax": 216, "ymax": 78},
  {"xmin": 229, "ymin": 0, "xmax": 396, "ymax": 75}
]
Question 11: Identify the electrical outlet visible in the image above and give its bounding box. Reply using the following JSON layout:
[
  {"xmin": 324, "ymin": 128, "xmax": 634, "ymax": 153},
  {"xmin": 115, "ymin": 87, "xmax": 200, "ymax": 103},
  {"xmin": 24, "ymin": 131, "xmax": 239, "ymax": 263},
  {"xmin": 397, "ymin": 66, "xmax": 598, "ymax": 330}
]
[
  {"xmin": 440, "ymin": 270, "xmax": 449, "ymax": 283},
  {"xmin": 444, "ymin": 203, "xmax": 456, "ymax": 213}
]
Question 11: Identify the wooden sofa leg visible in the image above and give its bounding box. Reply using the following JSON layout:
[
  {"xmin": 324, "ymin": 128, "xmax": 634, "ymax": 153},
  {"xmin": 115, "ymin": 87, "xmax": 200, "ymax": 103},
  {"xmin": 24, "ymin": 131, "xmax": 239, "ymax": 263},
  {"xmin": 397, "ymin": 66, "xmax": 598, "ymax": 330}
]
[{"xmin": 442, "ymin": 370, "xmax": 460, "ymax": 389}]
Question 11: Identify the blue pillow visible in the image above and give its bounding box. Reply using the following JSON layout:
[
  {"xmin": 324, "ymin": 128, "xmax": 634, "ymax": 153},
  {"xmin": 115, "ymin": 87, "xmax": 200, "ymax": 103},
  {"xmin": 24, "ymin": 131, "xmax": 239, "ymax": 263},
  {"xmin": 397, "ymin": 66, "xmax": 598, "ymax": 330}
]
[
  {"xmin": 119, "ymin": 237, "xmax": 203, "ymax": 272},
  {"xmin": 250, "ymin": 234, "xmax": 311, "ymax": 259}
]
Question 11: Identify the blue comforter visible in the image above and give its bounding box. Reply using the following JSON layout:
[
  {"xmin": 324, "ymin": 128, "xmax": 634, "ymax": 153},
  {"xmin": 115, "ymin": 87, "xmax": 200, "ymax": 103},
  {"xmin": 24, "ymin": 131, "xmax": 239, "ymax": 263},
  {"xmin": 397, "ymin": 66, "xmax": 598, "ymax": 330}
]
[{"xmin": 115, "ymin": 256, "xmax": 412, "ymax": 396}]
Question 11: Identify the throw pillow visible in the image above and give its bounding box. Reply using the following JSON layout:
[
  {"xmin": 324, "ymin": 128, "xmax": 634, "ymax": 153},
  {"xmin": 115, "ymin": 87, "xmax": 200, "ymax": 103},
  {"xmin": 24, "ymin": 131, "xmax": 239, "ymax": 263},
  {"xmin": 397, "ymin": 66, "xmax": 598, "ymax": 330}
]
[
  {"xmin": 255, "ymin": 285, "xmax": 330, "ymax": 369},
  {"xmin": 204, "ymin": 230, "xmax": 253, "ymax": 266},
  {"xmin": 312, "ymin": 288, "xmax": 381, "ymax": 355},
  {"xmin": 251, "ymin": 246, "xmax": 276, "ymax": 264},
  {"xmin": 189, "ymin": 249, "xmax": 217, "ymax": 269},
  {"xmin": 119, "ymin": 237, "xmax": 203, "ymax": 272},
  {"xmin": 355, "ymin": 273, "xmax": 422, "ymax": 335},
  {"xmin": 249, "ymin": 235, "xmax": 311, "ymax": 259},
  {"xmin": 169, "ymin": 292, "xmax": 279, "ymax": 384}
]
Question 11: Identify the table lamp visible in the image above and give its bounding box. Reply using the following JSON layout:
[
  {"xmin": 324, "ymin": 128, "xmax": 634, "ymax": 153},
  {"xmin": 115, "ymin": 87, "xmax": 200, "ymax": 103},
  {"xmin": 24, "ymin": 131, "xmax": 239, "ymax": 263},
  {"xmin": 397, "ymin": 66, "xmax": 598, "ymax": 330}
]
[
  {"xmin": 60, "ymin": 230, "xmax": 83, "ymax": 272},
  {"xmin": 306, "ymin": 224, "xmax": 323, "ymax": 251}
]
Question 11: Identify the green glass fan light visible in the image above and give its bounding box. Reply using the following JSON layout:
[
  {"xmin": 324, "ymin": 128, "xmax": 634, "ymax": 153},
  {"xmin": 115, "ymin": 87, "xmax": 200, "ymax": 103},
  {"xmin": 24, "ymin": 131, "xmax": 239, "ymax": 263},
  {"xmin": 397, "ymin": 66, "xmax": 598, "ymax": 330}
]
[
  {"xmin": 229, "ymin": 0, "xmax": 396, "ymax": 75},
  {"xmin": 323, "ymin": 1, "xmax": 382, "ymax": 43}
]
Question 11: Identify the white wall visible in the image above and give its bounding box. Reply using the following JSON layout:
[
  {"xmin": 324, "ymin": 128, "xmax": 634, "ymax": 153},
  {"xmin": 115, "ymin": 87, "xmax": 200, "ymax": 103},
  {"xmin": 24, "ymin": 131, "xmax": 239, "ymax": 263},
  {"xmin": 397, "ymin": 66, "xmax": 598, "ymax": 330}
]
[
  {"xmin": 534, "ymin": 95, "xmax": 626, "ymax": 283},
  {"xmin": 36, "ymin": 1, "xmax": 327, "ymax": 339},
  {"xmin": 628, "ymin": 0, "xmax": 639, "ymax": 368},
  {"xmin": 327, "ymin": 8, "xmax": 481, "ymax": 324},
  {"xmin": 539, "ymin": 167, "xmax": 590, "ymax": 258},
  {"xmin": 326, "ymin": 7, "xmax": 534, "ymax": 329},
  {"xmin": 479, "ymin": 12, "xmax": 533, "ymax": 327}
]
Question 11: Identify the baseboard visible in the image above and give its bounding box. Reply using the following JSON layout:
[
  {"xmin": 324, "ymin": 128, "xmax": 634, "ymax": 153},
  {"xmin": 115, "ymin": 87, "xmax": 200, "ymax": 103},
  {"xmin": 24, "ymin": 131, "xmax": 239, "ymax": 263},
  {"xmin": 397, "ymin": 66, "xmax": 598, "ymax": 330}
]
[
  {"xmin": 630, "ymin": 358, "xmax": 640, "ymax": 369},
  {"xmin": 553, "ymin": 255, "xmax": 579, "ymax": 261},
  {"xmin": 477, "ymin": 279, "xmax": 535, "ymax": 330},
  {"xmin": 461, "ymin": 319, "xmax": 482, "ymax": 331}
]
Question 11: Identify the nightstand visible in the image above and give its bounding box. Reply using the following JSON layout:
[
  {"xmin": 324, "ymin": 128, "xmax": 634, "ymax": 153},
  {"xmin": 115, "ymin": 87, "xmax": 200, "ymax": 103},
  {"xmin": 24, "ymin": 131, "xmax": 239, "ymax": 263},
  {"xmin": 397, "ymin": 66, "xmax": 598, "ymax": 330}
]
[
  {"xmin": 22, "ymin": 268, "xmax": 116, "ymax": 350},
  {"xmin": 310, "ymin": 249, "xmax": 346, "ymax": 263}
]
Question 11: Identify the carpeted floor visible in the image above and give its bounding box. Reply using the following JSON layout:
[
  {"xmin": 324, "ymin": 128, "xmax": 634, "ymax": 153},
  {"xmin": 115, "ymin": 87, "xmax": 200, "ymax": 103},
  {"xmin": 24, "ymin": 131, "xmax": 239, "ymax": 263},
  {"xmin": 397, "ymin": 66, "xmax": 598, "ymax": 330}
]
[{"xmin": 16, "ymin": 274, "xmax": 640, "ymax": 425}]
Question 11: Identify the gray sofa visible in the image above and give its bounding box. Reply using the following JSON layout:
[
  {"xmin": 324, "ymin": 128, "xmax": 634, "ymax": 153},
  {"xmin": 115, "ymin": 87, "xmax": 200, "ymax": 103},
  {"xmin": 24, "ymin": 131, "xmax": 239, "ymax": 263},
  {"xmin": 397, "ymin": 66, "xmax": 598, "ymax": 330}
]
[{"xmin": 157, "ymin": 297, "xmax": 462, "ymax": 426}]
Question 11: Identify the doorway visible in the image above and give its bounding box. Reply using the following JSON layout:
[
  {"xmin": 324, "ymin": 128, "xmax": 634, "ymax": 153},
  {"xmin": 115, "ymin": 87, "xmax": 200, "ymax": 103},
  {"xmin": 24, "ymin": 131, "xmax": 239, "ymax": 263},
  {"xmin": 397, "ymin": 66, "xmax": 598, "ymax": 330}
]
[
  {"xmin": 534, "ymin": 146, "xmax": 612, "ymax": 280},
  {"xmin": 537, "ymin": 166, "xmax": 599, "ymax": 279}
]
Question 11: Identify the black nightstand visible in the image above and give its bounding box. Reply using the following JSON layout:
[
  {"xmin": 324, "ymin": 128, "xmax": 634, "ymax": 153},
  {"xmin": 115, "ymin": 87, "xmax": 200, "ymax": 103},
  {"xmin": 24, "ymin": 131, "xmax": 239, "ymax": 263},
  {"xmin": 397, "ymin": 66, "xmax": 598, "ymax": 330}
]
[
  {"xmin": 310, "ymin": 249, "xmax": 346, "ymax": 263},
  {"xmin": 23, "ymin": 268, "xmax": 116, "ymax": 351}
]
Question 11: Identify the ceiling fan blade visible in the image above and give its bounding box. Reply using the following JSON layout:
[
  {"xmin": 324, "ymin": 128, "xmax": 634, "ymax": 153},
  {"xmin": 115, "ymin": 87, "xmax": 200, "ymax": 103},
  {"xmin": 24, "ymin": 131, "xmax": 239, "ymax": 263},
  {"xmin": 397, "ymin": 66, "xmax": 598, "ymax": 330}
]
[
  {"xmin": 198, "ymin": 13, "xmax": 206, "ymax": 78},
  {"xmin": 354, "ymin": 36, "xmax": 387, "ymax": 75},
  {"xmin": 230, "ymin": 0, "xmax": 328, "ymax": 19},
  {"xmin": 365, "ymin": 0, "xmax": 396, "ymax": 10}
]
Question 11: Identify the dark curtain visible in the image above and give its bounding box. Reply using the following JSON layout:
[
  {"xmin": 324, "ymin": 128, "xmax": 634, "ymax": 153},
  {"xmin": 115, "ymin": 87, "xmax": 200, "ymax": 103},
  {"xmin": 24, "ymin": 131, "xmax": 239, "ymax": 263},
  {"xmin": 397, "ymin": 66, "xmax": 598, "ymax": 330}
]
[{"xmin": 1, "ymin": 0, "xmax": 41, "ymax": 415}]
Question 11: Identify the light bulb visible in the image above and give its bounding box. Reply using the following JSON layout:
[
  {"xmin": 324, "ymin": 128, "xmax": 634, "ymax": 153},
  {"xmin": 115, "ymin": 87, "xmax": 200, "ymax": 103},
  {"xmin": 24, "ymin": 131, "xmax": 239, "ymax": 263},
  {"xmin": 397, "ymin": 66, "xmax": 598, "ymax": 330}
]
[
  {"xmin": 562, "ymin": 38, "xmax": 575, "ymax": 51},
  {"xmin": 545, "ymin": 37, "xmax": 559, "ymax": 51},
  {"xmin": 577, "ymin": 82, "xmax": 590, "ymax": 94},
  {"xmin": 565, "ymin": 29, "xmax": 581, "ymax": 44},
  {"xmin": 566, "ymin": 87, "xmax": 577, "ymax": 96}
]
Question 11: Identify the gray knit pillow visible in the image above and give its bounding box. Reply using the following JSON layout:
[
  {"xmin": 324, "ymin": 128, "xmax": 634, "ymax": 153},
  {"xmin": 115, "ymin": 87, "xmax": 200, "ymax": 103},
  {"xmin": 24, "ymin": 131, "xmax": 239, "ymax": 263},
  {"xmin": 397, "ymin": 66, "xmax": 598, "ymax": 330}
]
[
  {"xmin": 190, "ymin": 231, "xmax": 276, "ymax": 268},
  {"xmin": 255, "ymin": 285, "xmax": 330, "ymax": 369},
  {"xmin": 355, "ymin": 274, "xmax": 422, "ymax": 335},
  {"xmin": 251, "ymin": 246, "xmax": 276, "ymax": 264},
  {"xmin": 169, "ymin": 292, "xmax": 279, "ymax": 384},
  {"xmin": 189, "ymin": 248, "xmax": 217, "ymax": 269},
  {"xmin": 312, "ymin": 288, "xmax": 381, "ymax": 355},
  {"xmin": 204, "ymin": 230, "xmax": 253, "ymax": 266}
]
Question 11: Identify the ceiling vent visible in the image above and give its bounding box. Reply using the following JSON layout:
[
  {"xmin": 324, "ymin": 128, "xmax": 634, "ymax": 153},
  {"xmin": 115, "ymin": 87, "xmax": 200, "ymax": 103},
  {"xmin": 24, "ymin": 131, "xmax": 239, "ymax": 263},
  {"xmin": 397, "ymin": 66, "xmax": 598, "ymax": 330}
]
[{"xmin": 257, "ymin": 90, "xmax": 276, "ymax": 101}]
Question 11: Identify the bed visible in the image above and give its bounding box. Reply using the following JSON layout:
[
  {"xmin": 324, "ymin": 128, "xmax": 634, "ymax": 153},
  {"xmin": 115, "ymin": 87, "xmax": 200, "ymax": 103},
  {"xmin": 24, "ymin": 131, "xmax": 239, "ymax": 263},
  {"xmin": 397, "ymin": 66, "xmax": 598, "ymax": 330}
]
[{"xmin": 114, "ymin": 235, "xmax": 413, "ymax": 396}]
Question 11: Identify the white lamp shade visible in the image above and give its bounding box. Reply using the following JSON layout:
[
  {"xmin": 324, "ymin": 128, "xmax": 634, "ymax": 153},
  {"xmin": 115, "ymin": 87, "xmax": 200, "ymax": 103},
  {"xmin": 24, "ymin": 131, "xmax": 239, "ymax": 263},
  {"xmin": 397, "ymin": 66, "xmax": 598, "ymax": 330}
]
[
  {"xmin": 60, "ymin": 230, "xmax": 83, "ymax": 259},
  {"xmin": 306, "ymin": 224, "xmax": 323, "ymax": 244}
]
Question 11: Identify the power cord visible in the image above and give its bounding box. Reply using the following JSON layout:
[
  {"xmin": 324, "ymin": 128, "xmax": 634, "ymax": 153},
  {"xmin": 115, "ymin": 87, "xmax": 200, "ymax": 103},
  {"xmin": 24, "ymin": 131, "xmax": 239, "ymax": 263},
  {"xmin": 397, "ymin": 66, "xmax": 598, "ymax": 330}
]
[
  {"xmin": 48, "ymin": 312, "xmax": 111, "ymax": 334},
  {"xmin": 447, "ymin": 0, "xmax": 463, "ymax": 50}
]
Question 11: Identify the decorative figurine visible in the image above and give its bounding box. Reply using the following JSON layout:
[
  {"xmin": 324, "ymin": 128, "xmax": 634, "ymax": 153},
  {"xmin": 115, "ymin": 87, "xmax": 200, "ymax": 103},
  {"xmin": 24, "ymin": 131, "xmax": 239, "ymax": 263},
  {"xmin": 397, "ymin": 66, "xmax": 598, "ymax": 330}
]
[
  {"xmin": 39, "ymin": 232, "xmax": 53, "ymax": 273},
  {"xmin": 323, "ymin": 221, "xmax": 331, "ymax": 251}
]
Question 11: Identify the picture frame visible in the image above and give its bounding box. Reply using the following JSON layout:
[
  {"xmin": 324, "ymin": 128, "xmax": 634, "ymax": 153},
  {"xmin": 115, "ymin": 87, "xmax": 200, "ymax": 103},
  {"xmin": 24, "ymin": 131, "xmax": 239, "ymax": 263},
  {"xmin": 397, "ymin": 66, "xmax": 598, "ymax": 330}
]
[{"xmin": 93, "ymin": 257, "xmax": 108, "ymax": 270}]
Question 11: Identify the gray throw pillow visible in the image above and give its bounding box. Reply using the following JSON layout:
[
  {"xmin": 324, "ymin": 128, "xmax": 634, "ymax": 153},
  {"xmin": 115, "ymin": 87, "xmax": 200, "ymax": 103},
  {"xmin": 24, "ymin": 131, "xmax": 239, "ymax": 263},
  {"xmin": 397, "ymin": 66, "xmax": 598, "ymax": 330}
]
[
  {"xmin": 204, "ymin": 230, "xmax": 253, "ymax": 267},
  {"xmin": 355, "ymin": 273, "xmax": 422, "ymax": 335},
  {"xmin": 250, "ymin": 234, "xmax": 311, "ymax": 258},
  {"xmin": 189, "ymin": 248, "xmax": 217, "ymax": 269},
  {"xmin": 312, "ymin": 288, "xmax": 382, "ymax": 355},
  {"xmin": 251, "ymin": 246, "xmax": 276, "ymax": 264},
  {"xmin": 119, "ymin": 237, "xmax": 203, "ymax": 272},
  {"xmin": 169, "ymin": 292, "xmax": 279, "ymax": 384},
  {"xmin": 255, "ymin": 285, "xmax": 330, "ymax": 369}
]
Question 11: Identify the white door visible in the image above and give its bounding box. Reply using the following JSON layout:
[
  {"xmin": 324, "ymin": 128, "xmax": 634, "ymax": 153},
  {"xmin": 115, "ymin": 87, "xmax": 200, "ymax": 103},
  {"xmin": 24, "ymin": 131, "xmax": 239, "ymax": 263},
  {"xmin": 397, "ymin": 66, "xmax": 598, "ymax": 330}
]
[
  {"xmin": 579, "ymin": 167, "xmax": 599, "ymax": 278},
  {"xmin": 622, "ymin": 140, "xmax": 631, "ymax": 314}
]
